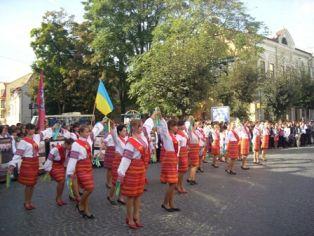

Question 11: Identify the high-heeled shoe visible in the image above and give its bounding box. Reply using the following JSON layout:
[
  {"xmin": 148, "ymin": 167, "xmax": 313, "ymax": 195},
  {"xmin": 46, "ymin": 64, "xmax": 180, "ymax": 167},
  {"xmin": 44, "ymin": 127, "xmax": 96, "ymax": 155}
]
[
  {"xmin": 29, "ymin": 203, "xmax": 36, "ymax": 209},
  {"xmin": 161, "ymin": 204, "xmax": 174, "ymax": 212},
  {"xmin": 76, "ymin": 204, "xmax": 84, "ymax": 215},
  {"xmin": 126, "ymin": 219, "xmax": 137, "ymax": 229},
  {"xmin": 23, "ymin": 203, "xmax": 33, "ymax": 210},
  {"xmin": 107, "ymin": 196, "xmax": 118, "ymax": 205},
  {"xmin": 134, "ymin": 218, "xmax": 144, "ymax": 228},
  {"xmin": 82, "ymin": 213, "xmax": 95, "ymax": 219}
]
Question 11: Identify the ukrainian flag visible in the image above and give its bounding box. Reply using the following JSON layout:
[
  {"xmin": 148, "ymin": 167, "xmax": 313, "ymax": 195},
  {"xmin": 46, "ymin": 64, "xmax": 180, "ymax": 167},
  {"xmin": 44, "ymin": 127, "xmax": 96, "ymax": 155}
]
[{"xmin": 95, "ymin": 80, "xmax": 114, "ymax": 115}]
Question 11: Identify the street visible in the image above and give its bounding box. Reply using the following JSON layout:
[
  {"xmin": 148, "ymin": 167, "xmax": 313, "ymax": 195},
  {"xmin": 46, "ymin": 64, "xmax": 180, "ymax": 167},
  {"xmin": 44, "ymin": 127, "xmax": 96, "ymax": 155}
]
[{"xmin": 0, "ymin": 147, "xmax": 314, "ymax": 236}]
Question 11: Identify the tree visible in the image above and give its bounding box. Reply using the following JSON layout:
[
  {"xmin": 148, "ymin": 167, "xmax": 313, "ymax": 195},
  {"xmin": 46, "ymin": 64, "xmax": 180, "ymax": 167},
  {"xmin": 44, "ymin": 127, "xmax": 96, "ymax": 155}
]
[
  {"xmin": 262, "ymin": 74, "xmax": 296, "ymax": 120},
  {"xmin": 129, "ymin": 0, "xmax": 264, "ymax": 117},
  {"xmin": 212, "ymin": 59, "xmax": 260, "ymax": 119},
  {"xmin": 30, "ymin": 10, "xmax": 102, "ymax": 114},
  {"xmin": 83, "ymin": 0, "xmax": 165, "ymax": 114},
  {"xmin": 30, "ymin": 10, "xmax": 76, "ymax": 114}
]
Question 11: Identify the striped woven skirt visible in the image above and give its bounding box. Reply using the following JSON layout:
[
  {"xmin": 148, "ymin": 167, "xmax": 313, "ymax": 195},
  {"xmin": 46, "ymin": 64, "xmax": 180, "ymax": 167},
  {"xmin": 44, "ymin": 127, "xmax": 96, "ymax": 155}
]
[
  {"xmin": 112, "ymin": 152, "xmax": 122, "ymax": 186},
  {"xmin": 240, "ymin": 138, "xmax": 250, "ymax": 156},
  {"xmin": 253, "ymin": 137, "xmax": 261, "ymax": 151},
  {"xmin": 178, "ymin": 147, "xmax": 188, "ymax": 173},
  {"xmin": 211, "ymin": 140, "xmax": 220, "ymax": 156},
  {"xmin": 50, "ymin": 162, "xmax": 65, "ymax": 182},
  {"xmin": 188, "ymin": 143, "xmax": 200, "ymax": 167},
  {"xmin": 261, "ymin": 135, "xmax": 269, "ymax": 149},
  {"xmin": 104, "ymin": 146, "xmax": 115, "ymax": 170},
  {"xmin": 18, "ymin": 157, "xmax": 39, "ymax": 186},
  {"xmin": 227, "ymin": 141, "xmax": 239, "ymax": 159},
  {"xmin": 121, "ymin": 159, "xmax": 145, "ymax": 197},
  {"xmin": 160, "ymin": 151, "xmax": 178, "ymax": 184},
  {"xmin": 76, "ymin": 158, "xmax": 94, "ymax": 191}
]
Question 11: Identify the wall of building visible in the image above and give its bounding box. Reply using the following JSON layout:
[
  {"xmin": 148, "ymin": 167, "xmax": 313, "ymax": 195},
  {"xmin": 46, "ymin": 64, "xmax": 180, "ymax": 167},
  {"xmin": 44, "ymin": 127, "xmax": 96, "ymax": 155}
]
[{"xmin": 250, "ymin": 29, "xmax": 314, "ymax": 121}]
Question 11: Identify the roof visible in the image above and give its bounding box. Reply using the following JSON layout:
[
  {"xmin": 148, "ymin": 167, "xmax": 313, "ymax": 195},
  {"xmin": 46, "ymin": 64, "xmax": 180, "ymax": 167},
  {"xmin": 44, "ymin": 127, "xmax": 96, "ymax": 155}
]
[{"xmin": 8, "ymin": 73, "xmax": 34, "ymax": 87}]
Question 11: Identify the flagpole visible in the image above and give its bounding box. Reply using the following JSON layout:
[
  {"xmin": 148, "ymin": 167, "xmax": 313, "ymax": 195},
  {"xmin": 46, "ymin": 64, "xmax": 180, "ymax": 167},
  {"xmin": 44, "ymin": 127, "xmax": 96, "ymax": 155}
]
[
  {"xmin": 91, "ymin": 78, "xmax": 101, "ymax": 126},
  {"xmin": 91, "ymin": 101, "xmax": 96, "ymax": 126}
]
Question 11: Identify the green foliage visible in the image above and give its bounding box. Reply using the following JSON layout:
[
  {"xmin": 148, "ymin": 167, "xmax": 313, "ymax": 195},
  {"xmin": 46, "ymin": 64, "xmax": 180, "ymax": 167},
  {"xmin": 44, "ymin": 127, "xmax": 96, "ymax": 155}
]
[
  {"xmin": 213, "ymin": 59, "xmax": 260, "ymax": 119},
  {"xmin": 129, "ymin": 0, "xmax": 264, "ymax": 117},
  {"xmin": 30, "ymin": 10, "xmax": 101, "ymax": 114},
  {"xmin": 83, "ymin": 0, "xmax": 165, "ymax": 113}
]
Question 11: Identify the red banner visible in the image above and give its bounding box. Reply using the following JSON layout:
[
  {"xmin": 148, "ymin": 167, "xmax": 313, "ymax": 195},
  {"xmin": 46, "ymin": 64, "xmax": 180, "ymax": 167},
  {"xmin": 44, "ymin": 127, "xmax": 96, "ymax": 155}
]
[{"xmin": 36, "ymin": 71, "xmax": 46, "ymax": 131}]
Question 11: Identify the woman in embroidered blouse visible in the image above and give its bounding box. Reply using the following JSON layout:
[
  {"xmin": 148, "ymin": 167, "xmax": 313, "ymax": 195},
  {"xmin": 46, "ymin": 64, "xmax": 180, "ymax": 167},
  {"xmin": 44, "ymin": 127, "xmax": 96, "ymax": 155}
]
[
  {"xmin": 261, "ymin": 121, "xmax": 271, "ymax": 161},
  {"xmin": 158, "ymin": 118, "xmax": 181, "ymax": 212},
  {"xmin": 211, "ymin": 123, "xmax": 221, "ymax": 168},
  {"xmin": 43, "ymin": 138, "xmax": 74, "ymax": 206},
  {"xmin": 8, "ymin": 123, "xmax": 41, "ymax": 210},
  {"xmin": 252, "ymin": 122, "xmax": 261, "ymax": 164},
  {"xmin": 107, "ymin": 124, "xmax": 128, "ymax": 205},
  {"xmin": 176, "ymin": 120, "xmax": 189, "ymax": 193},
  {"xmin": 66, "ymin": 121, "xmax": 104, "ymax": 219},
  {"xmin": 186, "ymin": 117, "xmax": 200, "ymax": 185},
  {"xmin": 117, "ymin": 119, "xmax": 149, "ymax": 229},
  {"xmin": 225, "ymin": 122, "xmax": 240, "ymax": 175}
]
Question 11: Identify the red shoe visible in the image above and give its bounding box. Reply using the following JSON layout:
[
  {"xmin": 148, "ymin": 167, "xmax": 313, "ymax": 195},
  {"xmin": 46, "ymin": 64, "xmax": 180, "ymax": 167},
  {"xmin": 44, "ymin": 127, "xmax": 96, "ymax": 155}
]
[
  {"xmin": 75, "ymin": 197, "xmax": 81, "ymax": 204},
  {"xmin": 56, "ymin": 200, "xmax": 67, "ymax": 206},
  {"xmin": 30, "ymin": 203, "xmax": 36, "ymax": 209},
  {"xmin": 23, "ymin": 203, "xmax": 33, "ymax": 210},
  {"xmin": 181, "ymin": 189, "xmax": 188, "ymax": 194},
  {"xmin": 134, "ymin": 218, "xmax": 144, "ymax": 228},
  {"xmin": 127, "ymin": 222, "xmax": 138, "ymax": 229}
]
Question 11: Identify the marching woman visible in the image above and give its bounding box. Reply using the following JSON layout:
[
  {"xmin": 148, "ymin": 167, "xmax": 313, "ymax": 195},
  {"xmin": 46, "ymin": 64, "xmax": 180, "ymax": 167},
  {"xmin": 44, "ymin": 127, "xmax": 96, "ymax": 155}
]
[
  {"xmin": 225, "ymin": 122, "xmax": 240, "ymax": 175},
  {"xmin": 8, "ymin": 123, "xmax": 41, "ymax": 210},
  {"xmin": 107, "ymin": 124, "xmax": 128, "ymax": 205},
  {"xmin": 158, "ymin": 118, "xmax": 180, "ymax": 212},
  {"xmin": 261, "ymin": 121, "xmax": 270, "ymax": 161},
  {"xmin": 239, "ymin": 121, "xmax": 251, "ymax": 170},
  {"xmin": 70, "ymin": 123, "xmax": 80, "ymax": 140},
  {"xmin": 176, "ymin": 120, "xmax": 189, "ymax": 193},
  {"xmin": 195, "ymin": 122, "xmax": 206, "ymax": 173},
  {"xmin": 103, "ymin": 132, "xmax": 115, "ymax": 189},
  {"xmin": 211, "ymin": 123, "xmax": 221, "ymax": 168},
  {"xmin": 117, "ymin": 119, "xmax": 149, "ymax": 229},
  {"xmin": 186, "ymin": 117, "xmax": 200, "ymax": 185},
  {"xmin": 66, "ymin": 121, "xmax": 104, "ymax": 219},
  {"xmin": 252, "ymin": 122, "xmax": 261, "ymax": 164},
  {"xmin": 43, "ymin": 138, "xmax": 74, "ymax": 206}
]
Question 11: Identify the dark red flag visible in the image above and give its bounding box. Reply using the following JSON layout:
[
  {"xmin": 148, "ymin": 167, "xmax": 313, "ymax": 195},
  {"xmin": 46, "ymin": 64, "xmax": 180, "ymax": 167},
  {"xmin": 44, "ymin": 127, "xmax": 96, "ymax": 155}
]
[{"xmin": 36, "ymin": 71, "xmax": 46, "ymax": 131}]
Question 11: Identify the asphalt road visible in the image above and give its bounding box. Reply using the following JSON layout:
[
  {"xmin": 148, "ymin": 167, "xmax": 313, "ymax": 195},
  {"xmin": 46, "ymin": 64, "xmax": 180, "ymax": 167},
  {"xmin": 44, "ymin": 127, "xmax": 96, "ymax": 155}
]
[{"xmin": 0, "ymin": 146, "xmax": 313, "ymax": 236}]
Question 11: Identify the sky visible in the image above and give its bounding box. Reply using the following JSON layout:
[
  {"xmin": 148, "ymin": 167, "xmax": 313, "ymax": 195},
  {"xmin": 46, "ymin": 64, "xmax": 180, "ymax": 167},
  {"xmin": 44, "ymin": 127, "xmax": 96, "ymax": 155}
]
[{"xmin": 0, "ymin": 0, "xmax": 313, "ymax": 83}]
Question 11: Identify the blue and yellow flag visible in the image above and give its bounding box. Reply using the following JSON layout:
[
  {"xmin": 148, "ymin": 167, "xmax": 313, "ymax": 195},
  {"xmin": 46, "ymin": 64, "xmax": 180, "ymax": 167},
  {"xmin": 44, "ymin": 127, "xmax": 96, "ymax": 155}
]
[{"xmin": 95, "ymin": 80, "xmax": 114, "ymax": 115}]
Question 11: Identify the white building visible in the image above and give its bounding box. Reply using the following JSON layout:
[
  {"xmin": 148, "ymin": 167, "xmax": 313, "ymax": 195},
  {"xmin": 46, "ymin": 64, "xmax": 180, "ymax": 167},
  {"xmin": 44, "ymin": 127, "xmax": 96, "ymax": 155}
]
[
  {"xmin": 4, "ymin": 73, "xmax": 35, "ymax": 125},
  {"xmin": 249, "ymin": 29, "xmax": 314, "ymax": 121}
]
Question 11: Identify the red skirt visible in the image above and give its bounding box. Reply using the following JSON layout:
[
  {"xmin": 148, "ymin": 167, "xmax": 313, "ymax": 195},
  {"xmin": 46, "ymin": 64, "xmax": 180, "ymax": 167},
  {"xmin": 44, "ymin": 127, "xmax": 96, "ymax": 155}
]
[
  {"xmin": 76, "ymin": 158, "xmax": 94, "ymax": 191},
  {"xmin": 121, "ymin": 159, "xmax": 145, "ymax": 197},
  {"xmin": 112, "ymin": 152, "xmax": 122, "ymax": 186},
  {"xmin": 261, "ymin": 135, "xmax": 269, "ymax": 149},
  {"xmin": 227, "ymin": 141, "xmax": 239, "ymax": 159},
  {"xmin": 240, "ymin": 138, "xmax": 250, "ymax": 156},
  {"xmin": 178, "ymin": 147, "xmax": 188, "ymax": 173},
  {"xmin": 188, "ymin": 143, "xmax": 200, "ymax": 167},
  {"xmin": 253, "ymin": 137, "xmax": 261, "ymax": 151},
  {"xmin": 104, "ymin": 146, "xmax": 115, "ymax": 169},
  {"xmin": 160, "ymin": 151, "xmax": 178, "ymax": 184},
  {"xmin": 211, "ymin": 140, "xmax": 220, "ymax": 156},
  {"xmin": 18, "ymin": 157, "xmax": 39, "ymax": 186},
  {"xmin": 50, "ymin": 162, "xmax": 65, "ymax": 182}
]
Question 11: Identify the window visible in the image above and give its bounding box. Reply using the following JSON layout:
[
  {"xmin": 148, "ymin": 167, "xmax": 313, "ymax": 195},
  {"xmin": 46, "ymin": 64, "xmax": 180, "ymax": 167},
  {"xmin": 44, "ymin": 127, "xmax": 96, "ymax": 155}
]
[
  {"xmin": 269, "ymin": 63, "xmax": 275, "ymax": 78},
  {"xmin": 260, "ymin": 60, "xmax": 266, "ymax": 74},
  {"xmin": 0, "ymin": 110, "xmax": 4, "ymax": 118},
  {"xmin": 0, "ymin": 100, "xmax": 4, "ymax": 109},
  {"xmin": 282, "ymin": 37, "xmax": 288, "ymax": 45}
]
